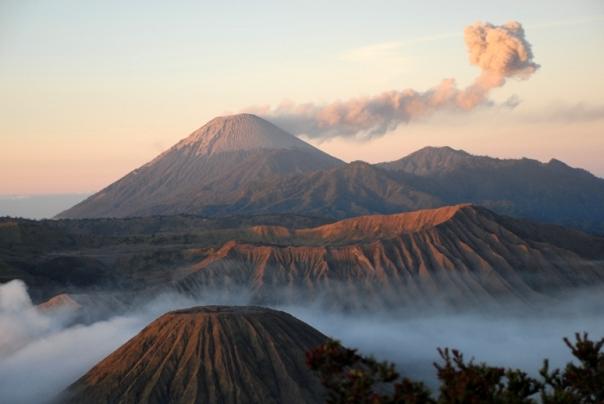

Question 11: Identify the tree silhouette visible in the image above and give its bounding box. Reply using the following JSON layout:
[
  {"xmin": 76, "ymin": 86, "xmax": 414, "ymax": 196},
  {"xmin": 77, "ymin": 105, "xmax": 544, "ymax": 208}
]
[{"xmin": 306, "ymin": 332, "xmax": 603, "ymax": 404}]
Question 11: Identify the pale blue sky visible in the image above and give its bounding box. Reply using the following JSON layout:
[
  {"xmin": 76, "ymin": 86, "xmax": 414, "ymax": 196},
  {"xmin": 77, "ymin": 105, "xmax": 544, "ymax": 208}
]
[{"xmin": 1, "ymin": 0, "xmax": 603, "ymax": 193}]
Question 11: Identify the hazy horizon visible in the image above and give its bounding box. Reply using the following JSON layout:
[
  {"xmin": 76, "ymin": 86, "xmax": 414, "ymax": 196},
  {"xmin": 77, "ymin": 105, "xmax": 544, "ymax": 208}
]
[{"xmin": 0, "ymin": 194, "xmax": 90, "ymax": 219}]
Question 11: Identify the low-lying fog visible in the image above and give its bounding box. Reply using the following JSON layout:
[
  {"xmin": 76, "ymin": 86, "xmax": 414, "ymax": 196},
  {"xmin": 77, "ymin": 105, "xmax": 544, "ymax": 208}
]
[{"xmin": 1, "ymin": 279, "xmax": 603, "ymax": 404}]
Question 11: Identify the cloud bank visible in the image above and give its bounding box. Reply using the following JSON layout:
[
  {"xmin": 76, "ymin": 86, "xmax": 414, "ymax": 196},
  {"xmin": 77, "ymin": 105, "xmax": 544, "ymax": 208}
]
[
  {"xmin": 1, "ymin": 281, "xmax": 602, "ymax": 403},
  {"xmin": 250, "ymin": 21, "xmax": 539, "ymax": 139},
  {"xmin": 0, "ymin": 283, "xmax": 248, "ymax": 404},
  {"xmin": 0, "ymin": 280, "xmax": 63, "ymax": 357}
]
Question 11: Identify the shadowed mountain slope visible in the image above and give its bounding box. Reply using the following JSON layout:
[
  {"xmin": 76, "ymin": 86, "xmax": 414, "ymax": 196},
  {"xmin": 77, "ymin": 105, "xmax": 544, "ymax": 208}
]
[
  {"xmin": 57, "ymin": 114, "xmax": 342, "ymax": 218},
  {"xmin": 198, "ymin": 161, "xmax": 442, "ymax": 218},
  {"xmin": 378, "ymin": 146, "xmax": 604, "ymax": 234},
  {"xmin": 61, "ymin": 306, "xmax": 327, "ymax": 404}
]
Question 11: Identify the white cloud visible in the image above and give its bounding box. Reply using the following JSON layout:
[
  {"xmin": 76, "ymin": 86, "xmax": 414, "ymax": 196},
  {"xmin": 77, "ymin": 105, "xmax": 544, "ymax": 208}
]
[{"xmin": 0, "ymin": 281, "xmax": 602, "ymax": 403}]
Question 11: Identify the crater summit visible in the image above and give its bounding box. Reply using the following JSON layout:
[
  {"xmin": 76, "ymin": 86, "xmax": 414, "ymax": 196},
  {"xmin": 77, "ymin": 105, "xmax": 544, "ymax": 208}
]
[{"xmin": 62, "ymin": 306, "xmax": 327, "ymax": 404}]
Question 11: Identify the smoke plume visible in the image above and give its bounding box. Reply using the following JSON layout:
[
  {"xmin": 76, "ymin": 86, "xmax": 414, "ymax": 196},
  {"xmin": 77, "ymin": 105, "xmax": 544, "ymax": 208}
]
[{"xmin": 252, "ymin": 21, "xmax": 539, "ymax": 139}]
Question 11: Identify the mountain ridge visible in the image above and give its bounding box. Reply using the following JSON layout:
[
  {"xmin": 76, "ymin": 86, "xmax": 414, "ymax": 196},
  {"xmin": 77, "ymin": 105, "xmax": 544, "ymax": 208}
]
[
  {"xmin": 377, "ymin": 146, "xmax": 604, "ymax": 233},
  {"xmin": 173, "ymin": 204, "xmax": 604, "ymax": 308},
  {"xmin": 378, "ymin": 146, "xmax": 601, "ymax": 179}
]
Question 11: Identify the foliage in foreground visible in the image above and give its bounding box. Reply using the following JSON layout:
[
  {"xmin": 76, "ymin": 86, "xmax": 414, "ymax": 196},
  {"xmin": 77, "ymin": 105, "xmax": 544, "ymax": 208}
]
[{"xmin": 306, "ymin": 332, "xmax": 604, "ymax": 404}]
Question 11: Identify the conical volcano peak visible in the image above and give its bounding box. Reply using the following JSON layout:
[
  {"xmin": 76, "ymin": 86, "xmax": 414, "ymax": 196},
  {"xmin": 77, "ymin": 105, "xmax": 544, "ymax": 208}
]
[
  {"xmin": 56, "ymin": 113, "xmax": 342, "ymax": 218},
  {"xmin": 175, "ymin": 113, "xmax": 314, "ymax": 156},
  {"xmin": 62, "ymin": 305, "xmax": 327, "ymax": 404}
]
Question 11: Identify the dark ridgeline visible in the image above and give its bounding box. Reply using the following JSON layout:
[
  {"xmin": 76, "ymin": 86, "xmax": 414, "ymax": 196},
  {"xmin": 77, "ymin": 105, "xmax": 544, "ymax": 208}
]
[{"xmin": 378, "ymin": 146, "xmax": 604, "ymax": 234}]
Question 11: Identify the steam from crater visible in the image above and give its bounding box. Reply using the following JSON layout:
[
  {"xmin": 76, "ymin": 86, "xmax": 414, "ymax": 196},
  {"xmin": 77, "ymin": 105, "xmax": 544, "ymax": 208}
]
[{"xmin": 251, "ymin": 21, "xmax": 539, "ymax": 139}]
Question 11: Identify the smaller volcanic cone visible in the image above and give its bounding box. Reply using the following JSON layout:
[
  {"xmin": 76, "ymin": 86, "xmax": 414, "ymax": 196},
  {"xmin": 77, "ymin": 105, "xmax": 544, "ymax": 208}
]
[{"xmin": 61, "ymin": 306, "xmax": 327, "ymax": 404}]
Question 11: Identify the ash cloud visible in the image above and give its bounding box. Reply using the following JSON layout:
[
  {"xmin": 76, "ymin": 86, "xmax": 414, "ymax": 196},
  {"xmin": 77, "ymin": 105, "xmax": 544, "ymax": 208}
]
[{"xmin": 251, "ymin": 21, "xmax": 539, "ymax": 139}]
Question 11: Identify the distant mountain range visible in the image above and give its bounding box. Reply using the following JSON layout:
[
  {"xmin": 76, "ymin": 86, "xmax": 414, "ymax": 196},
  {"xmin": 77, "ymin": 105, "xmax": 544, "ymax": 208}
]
[
  {"xmin": 0, "ymin": 194, "xmax": 89, "ymax": 219},
  {"xmin": 56, "ymin": 114, "xmax": 604, "ymax": 234}
]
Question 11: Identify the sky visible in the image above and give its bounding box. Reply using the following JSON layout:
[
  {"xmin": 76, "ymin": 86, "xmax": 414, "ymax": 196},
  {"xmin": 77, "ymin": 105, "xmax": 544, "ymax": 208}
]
[{"xmin": 1, "ymin": 0, "xmax": 603, "ymax": 194}]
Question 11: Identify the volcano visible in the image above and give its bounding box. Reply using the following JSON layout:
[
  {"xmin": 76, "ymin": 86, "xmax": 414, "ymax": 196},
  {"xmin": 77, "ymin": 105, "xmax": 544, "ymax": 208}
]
[
  {"xmin": 61, "ymin": 306, "xmax": 327, "ymax": 404},
  {"xmin": 174, "ymin": 204, "xmax": 604, "ymax": 309},
  {"xmin": 57, "ymin": 114, "xmax": 342, "ymax": 218}
]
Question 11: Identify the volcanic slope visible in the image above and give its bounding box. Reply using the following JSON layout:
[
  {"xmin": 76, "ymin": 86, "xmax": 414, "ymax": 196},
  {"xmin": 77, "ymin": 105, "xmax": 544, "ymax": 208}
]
[
  {"xmin": 175, "ymin": 205, "xmax": 604, "ymax": 309},
  {"xmin": 57, "ymin": 114, "xmax": 342, "ymax": 218},
  {"xmin": 378, "ymin": 146, "xmax": 604, "ymax": 233},
  {"xmin": 198, "ymin": 161, "xmax": 442, "ymax": 218},
  {"xmin": 61, "ymin": 306, "xmax": 327, "ymax": 404}
]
